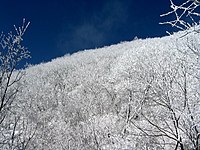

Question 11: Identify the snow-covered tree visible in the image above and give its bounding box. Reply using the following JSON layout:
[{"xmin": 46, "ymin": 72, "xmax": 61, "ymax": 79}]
[{"xmin": 0, "ymin": 19, "xmax": 35, "ymax": 150}]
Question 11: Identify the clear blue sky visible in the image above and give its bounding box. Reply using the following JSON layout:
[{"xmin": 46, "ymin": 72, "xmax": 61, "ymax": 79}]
[{"xmin": 0, "ymin": 0, "xmax": 184, "ymax": 66}]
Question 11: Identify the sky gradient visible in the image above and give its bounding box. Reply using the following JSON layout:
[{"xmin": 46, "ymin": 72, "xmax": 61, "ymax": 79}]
[{"xmin": 0, "ymin": 0, "xmax": 183, "ymax": 66}]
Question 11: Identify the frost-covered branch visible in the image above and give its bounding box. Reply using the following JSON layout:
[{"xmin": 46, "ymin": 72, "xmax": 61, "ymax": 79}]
[
  {"xmin": 160, "ymin": 0, "xmax": 200, "ymax": 31},
  {"xmin": 0, "ymin": 19, "xmax": 30, "ymax": 119},
  {"xmin": 0, "ymin": 19, "xmax": 32, "ymax": 150}
]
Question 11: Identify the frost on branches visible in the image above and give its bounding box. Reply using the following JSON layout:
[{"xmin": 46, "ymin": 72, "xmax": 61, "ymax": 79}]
[
  {"xmin": 0, "ymin": 18, "xmax": 30, "ymax": 123},
  {"xmin": 160, "ymin": 0, "xmax": 200, "ymax": 32},
  {"xmin": 0, "ymin": 19, "xmax": 36, "ymax": 150}
]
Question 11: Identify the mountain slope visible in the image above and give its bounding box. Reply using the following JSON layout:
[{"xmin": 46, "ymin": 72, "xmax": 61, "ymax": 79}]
[{"xmin": 12, "ymin": 29, "xmax": 200, "ymax": 149}]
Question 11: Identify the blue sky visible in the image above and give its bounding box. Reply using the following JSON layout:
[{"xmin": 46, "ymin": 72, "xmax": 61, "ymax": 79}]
[{"xmin": 0, "ymin": 0, "xmax": 183, "ymax": 66}]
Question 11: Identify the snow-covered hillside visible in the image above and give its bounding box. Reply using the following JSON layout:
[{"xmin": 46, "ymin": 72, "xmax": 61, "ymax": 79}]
[{"xmin": 2, "ymin": 29, "xmax": 200, "ymax": 149}]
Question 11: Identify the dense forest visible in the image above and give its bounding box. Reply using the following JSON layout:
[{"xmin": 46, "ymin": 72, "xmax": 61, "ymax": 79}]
[{"xmin": 0, "ymin": 0, "xmax": 200, "ymax": 149}]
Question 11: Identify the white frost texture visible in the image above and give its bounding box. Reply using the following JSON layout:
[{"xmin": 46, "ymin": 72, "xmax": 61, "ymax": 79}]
[{"xmin": 2, "ymin": 27, "xmax": 200, "ymax": 150}]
